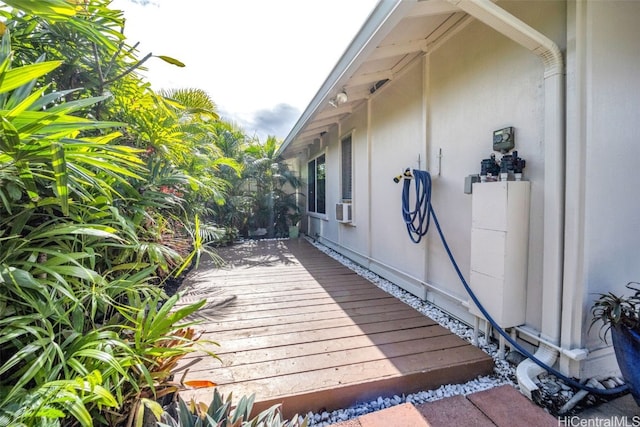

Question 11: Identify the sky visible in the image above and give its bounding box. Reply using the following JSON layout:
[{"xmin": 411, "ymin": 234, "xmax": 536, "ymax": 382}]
[{"xmin": 110, "ymin": 0, "xmax": 379, "ymax": 142}]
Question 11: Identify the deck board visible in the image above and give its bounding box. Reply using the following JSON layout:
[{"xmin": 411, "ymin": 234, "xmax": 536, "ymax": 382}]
[{"xmin": 177, "ymin": 239, "xmax": 493, "ymax": 418}]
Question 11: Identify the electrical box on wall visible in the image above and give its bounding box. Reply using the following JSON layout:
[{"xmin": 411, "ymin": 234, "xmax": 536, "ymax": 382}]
[
  {"xmin": 468, "ymin": 181, "xmax": 530, "ymax": 327},
  {"xmin": 493, "ymin": 126, "xmax": 515, "ymax": 153}
]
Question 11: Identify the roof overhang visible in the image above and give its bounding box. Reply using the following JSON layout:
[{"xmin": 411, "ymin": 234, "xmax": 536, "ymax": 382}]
[{"xmin": 277, "ymin": 0, "xmax": 467, "ymax": 159}]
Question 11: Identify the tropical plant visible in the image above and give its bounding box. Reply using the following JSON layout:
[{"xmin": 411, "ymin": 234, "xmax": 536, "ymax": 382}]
[
  {"xmin": 244, "ymin": 136, "xmax": 301, "ymax": 238},
  {"xmin": 207, "ymin": 122, "xmax": 252, "ymax": 236},
  {"xmin": 0, "ymin": 12, "xmax": 211, "ymax": 426},
  {"xmin": 590, "ymin": 282, "xmax": 640, "ymax": 405},
  {"xmin": 0, "ymin": 1, "xmax": 310, "ymax": 425},
  {"xmin": 103, "ymin": 292, "xmax": 214, "ymax": 427},
  {"xmin": 3, "ymin": 0, "xmax": 184, "ymax": 118},
  {"xmin": 591, "ymin": 282, "xmax": 640, "ymax": 342},
  {"xmin": 159, "ymin": 389, "xmax": 308, "ymax": 427},
  {"xmin": 113, "ymin": 83, "xmax": 242, "ymax": 224},
  {"xmin": 288, "ymin": 211, "xmax": 302, "ymax": 228}
]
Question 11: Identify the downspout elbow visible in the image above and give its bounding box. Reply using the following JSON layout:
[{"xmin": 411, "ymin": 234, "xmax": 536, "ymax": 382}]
[
  {"xmin": 516, "ymin": 345, "xmax": 559, "ymax": 400},
  {"xmin": 536, "ymin": 43, "xmax": 563, "ymax": 78},
  {"xmin": 446, "ymin": 0, "xmax": 564, "ymax": 76}
]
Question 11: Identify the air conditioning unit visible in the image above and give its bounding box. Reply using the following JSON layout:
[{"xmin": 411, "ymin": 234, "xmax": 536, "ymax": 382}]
[{"xmin": 336, "ymin": 203, "xmax": 352, "ymax": 223}]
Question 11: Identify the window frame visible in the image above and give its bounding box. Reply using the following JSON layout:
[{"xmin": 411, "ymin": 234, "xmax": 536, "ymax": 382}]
[
  {"xmin": 340, "ymin": 133, "xmax": 353, "ymax": 203},
  {"xmin": 307, "ymin": 152, "xmax": 326, "ymax": 217}
]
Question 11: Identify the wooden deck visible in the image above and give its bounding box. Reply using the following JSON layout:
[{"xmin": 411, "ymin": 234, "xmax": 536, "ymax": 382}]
[{"xmin": 176, "ymin": 239, "xmax": 493, "ymax": 418}]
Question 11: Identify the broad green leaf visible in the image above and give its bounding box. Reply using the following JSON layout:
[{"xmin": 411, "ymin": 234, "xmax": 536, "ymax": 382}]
[
  {"xmin": 0, "ymin": 61, "xmax": 63, "ymax": 95},
  {"xmin": 70, "ymin": 349, "xmax": 127, "ymax": 376},
  {"xmin": 17, "ymin": 163, "xmax": 39, "ymax": 202},
  {"xmin": 2, "ymin": 0, "xmax": 77, "ymax": 18},
  {"xmin": 0, "ymin": 266, "xmax": 40, "ymax": 289},
  {"xmin": 0, "ymin": 188, "xmax": 12, "ymax": 214},
  {"xmin": 0, "ymin": 116, "xmax": 20, "ymax": 153},
  {"xmin": 53, "ymin": 392, "xmax": 92, "ymax": 427},
  {"xmin": 51, "ymin": 142, "xmax": 69, "ymax": 215},
  {"xmin": 48, "ymin": 266, "xmax": 101, "ymax": 282},
  {"xmin": 9, "ymin": 111, "xmax": 123, "ymax": 136},
  {"xmin": 0, "ymin": 31, "xmax": 9, "ymax": 66},
  {"xmin": 149, "ymin": 298, "xmax": 206, "ymax": 341},
  {"xmin": 156, "ymin": 55, "xmax": 185, "ymax": 67},
  {"xmin": 46, "ymin": 95, "xmax": 111, "ymax": 114},
  {"xmin": 0, "ymin": 321, "xmax": 47, "ymax": 346},
  {"xmin": 4, "ymin": 53, "xmax": 47, "ymax": 110},
  {"xmin": 0, "ymin": 342, "xmax": 53, "ymax": 404},
  {"xmin": 5, "ymin": 182, "xmax": 20, "ymax": 200},
  {"xmin": 67, "ymin": 154, "xmax": 144, "ymax": 179},
  {"xmin": 137, "ymin": 398, "xmax": 164, "ymax": 427},
  {"xmin": 33, "ymin": 407, "xmax": 66, "ymax": 420},
  {"xmin": 28, "ymin": 88, "xmax": 81, "ymax": 111},
  {"xmin": 31, "ymin": 225, "xmax": 121, "ymax": 240},
  {"xmin": 5, "ymin": 85, "xmax": 49, "ymax": 119}
]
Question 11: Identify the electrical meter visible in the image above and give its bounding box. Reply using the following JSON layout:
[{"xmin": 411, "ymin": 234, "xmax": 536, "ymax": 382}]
[{"xmin": 493, "ymin": 127, "xmax": 515, "ymax": 153}]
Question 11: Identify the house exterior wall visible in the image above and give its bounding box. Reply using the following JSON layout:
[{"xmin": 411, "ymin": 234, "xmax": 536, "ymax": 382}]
[
  {"xmin": 368, "ymin": 61, "xmax": 427, "ymax": 295},
  {"xmin": 563, "ymin": 0, "xmax": 640, "ymax": 378},
  {"xmin": 310, "ymin": 0, "xmax": 564, "ymax": 325},
  {"xmin": 291, "ymin": 0, "xmax": 639, "ymax": 379},
  {"xmin": 334, "ymin": 102, "xmax": 370, "ymax": 257},
  {"xmin": 426, "ymin": 1, "xmax": 564, "ymax": 329},
  {"xmin": 309, "ymin": 62, "xmax": 430, "ymax": 299}
]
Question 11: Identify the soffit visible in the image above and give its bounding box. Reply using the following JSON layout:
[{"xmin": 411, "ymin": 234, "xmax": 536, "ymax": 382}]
[{"xmin": 279, "ymin": 0, "xmax": 468, "ymax": 159}]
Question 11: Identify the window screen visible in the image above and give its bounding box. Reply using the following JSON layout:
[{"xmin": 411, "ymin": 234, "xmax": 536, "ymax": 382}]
[
  {"xmin": 341, "ymin": 135, "xmax": 352, "ymax": 201},
  {"xmin": 307, "ymin": 154, "xmax": 326, "ymax": 214}
]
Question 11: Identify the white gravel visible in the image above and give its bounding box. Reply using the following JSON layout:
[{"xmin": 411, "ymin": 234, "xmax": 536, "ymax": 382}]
[{"xmin": 303, "ymin": 237, "xmax": 518, "ymax": 426}]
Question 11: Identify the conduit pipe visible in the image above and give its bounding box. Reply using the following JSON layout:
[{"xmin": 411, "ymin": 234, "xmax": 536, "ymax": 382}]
[{"xmin": 445, "ymin": 0, "xmax": 565, "ymax": 399}]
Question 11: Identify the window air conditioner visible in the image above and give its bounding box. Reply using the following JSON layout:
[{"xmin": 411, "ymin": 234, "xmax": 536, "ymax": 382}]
[{"xmin": 336, "ymin": 203, "xmax": 352, "ymax": 223}]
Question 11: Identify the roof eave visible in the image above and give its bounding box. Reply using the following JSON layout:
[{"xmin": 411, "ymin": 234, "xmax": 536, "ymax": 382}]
[{"xmin": 277, "ymin": 0, "xmax": 416, "ymax": 159}]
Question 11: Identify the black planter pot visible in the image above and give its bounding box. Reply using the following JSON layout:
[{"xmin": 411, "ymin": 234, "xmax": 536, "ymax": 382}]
[{"xmin": 611, "ymin": 323, "xmax": 640, "ymax": 405}]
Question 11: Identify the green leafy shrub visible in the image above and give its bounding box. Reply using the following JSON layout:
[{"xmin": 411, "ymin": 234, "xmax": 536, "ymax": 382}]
[
  {"xmin": 0, "ymin": 27, "xmax": 212, "ymax": 426},
  {"xmin": 159, "ymin": 389, "xmax": 308, "ymax": 427}
]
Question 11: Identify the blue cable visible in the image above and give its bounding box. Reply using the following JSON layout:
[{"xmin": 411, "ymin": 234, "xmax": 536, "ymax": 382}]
[{"xmin": 401, "ymin": 169, "xmax": 628, "ymax": 396}]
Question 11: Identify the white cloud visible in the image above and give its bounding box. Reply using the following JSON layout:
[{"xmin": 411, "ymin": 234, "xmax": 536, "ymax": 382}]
[{"xmin": 110, "ymin": 0, "xmax": 378, "ymax": 140}]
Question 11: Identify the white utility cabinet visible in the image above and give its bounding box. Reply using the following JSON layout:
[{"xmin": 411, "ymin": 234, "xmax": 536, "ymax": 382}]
[{"xmin": 468, "ymin": 181, "xmax": 530, "ymax": 327}]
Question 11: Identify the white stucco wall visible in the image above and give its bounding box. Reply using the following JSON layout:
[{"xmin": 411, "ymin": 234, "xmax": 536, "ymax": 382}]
[
  {"xmin": 368, "ymin": 61, "xmax": 426, "ymax": 289},
  {"xmin": 566, "ymin": 1, "xmax": 640, "ymax": 376},
  {"xmin": 336, "ymin": 102, "xmax": 370, "ymax": 257},
  {"xmin": 583, "ymin": 0, "xmax": 640, "ymax": 332},
  {"xmin": 426, "ymin": 0, "xmax": 565, "ymax": 329}
]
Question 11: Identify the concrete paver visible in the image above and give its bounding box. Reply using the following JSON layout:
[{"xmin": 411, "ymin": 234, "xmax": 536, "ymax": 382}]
[
  {"xmin": 330, "ymin": 385, "xmax": 557, "ymax": 426},
  {"xmin": 358, "ymin": 403, "xmax": 429, "ymax": 427},
  {"xmin": 415, "ymin": 395, "xmax": 494, "ymax": 427},
  {"xmin": 467, "ymin": 385, "xmax": 557, "ymax": 427}
]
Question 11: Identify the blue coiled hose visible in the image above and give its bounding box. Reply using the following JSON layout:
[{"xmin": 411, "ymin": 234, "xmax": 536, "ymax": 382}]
[
  {"xmin": 401, "ymin": 169, "xmax": 432, "ymax": 243},
  {"xmin": 401, "ymin": 168, "xmax": 628, "ymax": 396}
]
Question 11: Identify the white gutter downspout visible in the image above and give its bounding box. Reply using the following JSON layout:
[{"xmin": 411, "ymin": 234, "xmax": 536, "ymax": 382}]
[{"xmin": 445, "ymin": 0, "xmax": 565, "ymax": 399}]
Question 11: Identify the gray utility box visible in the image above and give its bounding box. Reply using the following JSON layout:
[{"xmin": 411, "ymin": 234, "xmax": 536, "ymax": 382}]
[{"xmin": 468, "ymin": 181, "xmax": 530, "ymax": 327}]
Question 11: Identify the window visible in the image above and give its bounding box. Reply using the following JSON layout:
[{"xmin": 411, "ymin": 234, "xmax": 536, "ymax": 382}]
[
  {"xmin": 308, "ymin": 154, "xmax": 325, "ymax": 214},
  {"xmin": 341, "ymin": 134, "xmax": 352, "ymax": 201}
]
